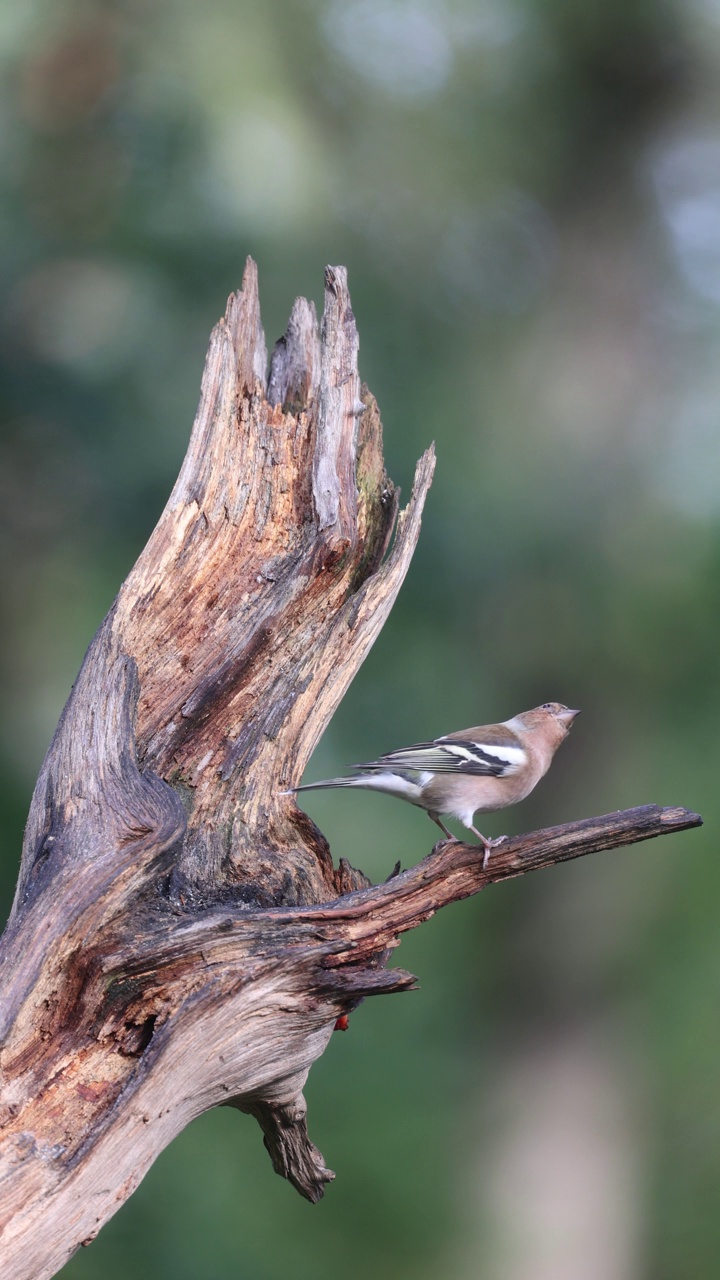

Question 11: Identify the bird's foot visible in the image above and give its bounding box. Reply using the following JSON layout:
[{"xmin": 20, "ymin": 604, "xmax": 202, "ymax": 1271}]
[
  {"xmin": 430, "ymin": 835, "xmax": 459, "ymax": 854},
  {"xmin": 470, "ymin": 829, "xmax": 508, "ymax": 870}
]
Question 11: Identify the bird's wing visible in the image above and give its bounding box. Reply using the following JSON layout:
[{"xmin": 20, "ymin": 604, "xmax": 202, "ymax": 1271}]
[{"xmin": 357, "ymin": 737, "xmax": 527, "ymax": 777}]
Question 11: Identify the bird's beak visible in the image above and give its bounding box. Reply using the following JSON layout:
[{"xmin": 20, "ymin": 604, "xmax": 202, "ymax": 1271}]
[{"xmin": 558, "ymin": 708, "xmax": 581, "ymax": 726}]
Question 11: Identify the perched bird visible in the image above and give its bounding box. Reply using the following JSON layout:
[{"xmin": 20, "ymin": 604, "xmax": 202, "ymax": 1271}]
[{"xmin": 289, "ymin": 703, "xmax": 580, "ymax": 868}]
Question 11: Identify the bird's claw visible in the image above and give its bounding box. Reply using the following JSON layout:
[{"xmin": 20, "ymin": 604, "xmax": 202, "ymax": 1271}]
[
  {"xmin": 432, "ymin": 835, "xmax": 459, "ymax": 851},
  {"xmin": 481, "ymin": 834, "xmax": 508, "ymax": 870}
]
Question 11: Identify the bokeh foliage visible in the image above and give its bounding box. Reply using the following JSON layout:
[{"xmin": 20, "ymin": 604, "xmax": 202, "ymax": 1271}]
[{"xmin": 1, "ymin": 1, "xmax": 719, "ymax": 1276}]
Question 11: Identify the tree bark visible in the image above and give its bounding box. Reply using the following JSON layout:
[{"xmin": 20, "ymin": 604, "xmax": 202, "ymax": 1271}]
[{"xmin": 0, "ymin": 260, "xmax": 702, "ymax": 1280}]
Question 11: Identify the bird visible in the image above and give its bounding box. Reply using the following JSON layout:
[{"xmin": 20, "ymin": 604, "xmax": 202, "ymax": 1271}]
[{"xmin": 287, "ymin": 703, "xmax": 580, "ymax": 868}]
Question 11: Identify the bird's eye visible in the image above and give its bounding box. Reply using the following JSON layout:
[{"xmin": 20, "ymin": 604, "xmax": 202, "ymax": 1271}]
[{"xmin": 541, "ymin": 702, "xmax": 554, "ymax": 710}]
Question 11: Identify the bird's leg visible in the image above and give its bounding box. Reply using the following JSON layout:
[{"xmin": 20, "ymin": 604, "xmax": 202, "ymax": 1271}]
[
  {"xmin": 428, "ymin": 811, "xmax": 457, "ymax": 841},
  {"xmin": 468, "ymin": 826, "xmax": 508, "ymax": 870}
]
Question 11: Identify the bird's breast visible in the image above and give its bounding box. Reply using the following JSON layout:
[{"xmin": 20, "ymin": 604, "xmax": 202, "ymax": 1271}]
[{"xmin": 420, "ymin": 763, "xmax": 544, "ymax": 818}]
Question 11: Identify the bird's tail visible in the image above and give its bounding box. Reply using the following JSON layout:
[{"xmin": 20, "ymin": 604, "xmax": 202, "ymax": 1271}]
[
  {"xmin": 280, "ymin": 775, "xmax": 368, "ymax": 795},
  {"xmin": 281, "ymin": 771, "xmax": 423, "ymax": 802}
]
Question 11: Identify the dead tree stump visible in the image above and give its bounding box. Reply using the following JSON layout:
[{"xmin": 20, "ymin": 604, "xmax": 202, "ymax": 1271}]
[{"xmin": 0, "ymin": 261, "xmax": 701, "ymax": 1280}]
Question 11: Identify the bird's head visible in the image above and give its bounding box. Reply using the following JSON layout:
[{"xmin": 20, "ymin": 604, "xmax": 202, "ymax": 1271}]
[{"xmin": 515, "ymin": 702, "xmax": 581, "ymax": 744}]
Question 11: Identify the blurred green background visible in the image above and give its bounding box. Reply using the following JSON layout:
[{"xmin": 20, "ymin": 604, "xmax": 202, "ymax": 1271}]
[{"xmin": 1, "ymin": 0, "xmax": 718, "ymax": 1276}]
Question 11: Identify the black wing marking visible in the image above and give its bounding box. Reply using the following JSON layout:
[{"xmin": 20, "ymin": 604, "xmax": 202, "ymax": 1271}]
[{"xmin": 355, "ymin": 739, "xmax": 526, "ymax": 777}]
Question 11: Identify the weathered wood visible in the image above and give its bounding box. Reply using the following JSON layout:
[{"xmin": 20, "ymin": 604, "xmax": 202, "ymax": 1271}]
[{"xmin": 0, "ymin": 261, "xmax": 702, "ymax": 1280}]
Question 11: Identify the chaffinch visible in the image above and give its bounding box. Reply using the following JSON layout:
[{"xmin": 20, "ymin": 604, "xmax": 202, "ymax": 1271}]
[{"xmin": 290, "ymin": 702, "xmax": 580, "ymax": 867}]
